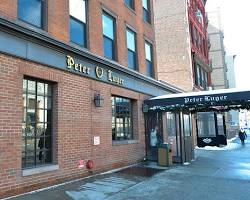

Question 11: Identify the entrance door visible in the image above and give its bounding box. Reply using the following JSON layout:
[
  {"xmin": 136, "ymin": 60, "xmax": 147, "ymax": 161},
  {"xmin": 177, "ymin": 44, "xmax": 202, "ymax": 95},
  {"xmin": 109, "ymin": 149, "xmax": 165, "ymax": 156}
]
[
  {"xmin": 145, "ymin": 113, "xmax": 163, "ymax": 161},
  {"xmin": 182, "ymin": 113, "xmax": 193, "ymax": 163},
  {"xmin": 166, "ymin": 112, "xmax": 182, "ymax": 163}
]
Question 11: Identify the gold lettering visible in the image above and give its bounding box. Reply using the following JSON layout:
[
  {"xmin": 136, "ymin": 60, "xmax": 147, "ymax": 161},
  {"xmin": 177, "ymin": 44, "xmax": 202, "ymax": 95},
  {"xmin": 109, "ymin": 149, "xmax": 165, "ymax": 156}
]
[
  {"xmin": 79, "ymin": 64, "xmax": 83, "ymax": 73},
  {"xmin": 74, "ymin": 63, "xmax": 79, "ymax": 71},
  {"xmin": 66, "ymin": 55, "xmax": 74, "ymax": 69},
  {"xmin": 86, "ymin": 67, "xmax": 90, "ymax": 74},
  {"xmin": 107, "ymin": 70, "xmax": 112, "ymax": 82}
]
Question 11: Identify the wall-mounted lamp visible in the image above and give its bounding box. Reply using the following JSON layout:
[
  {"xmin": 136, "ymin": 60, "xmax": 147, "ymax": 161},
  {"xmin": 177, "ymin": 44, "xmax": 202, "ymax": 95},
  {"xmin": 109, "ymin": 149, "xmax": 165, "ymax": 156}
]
[{"xmin": 94, "ymin": 93, "xmax": 104, "ymax": 107}]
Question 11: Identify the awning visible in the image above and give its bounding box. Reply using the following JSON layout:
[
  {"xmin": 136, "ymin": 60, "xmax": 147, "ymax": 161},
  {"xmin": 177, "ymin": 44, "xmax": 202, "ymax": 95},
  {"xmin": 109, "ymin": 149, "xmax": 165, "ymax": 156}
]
[{"xmin": 144, "ymin": 88, "xmax": 250, "ymax": 112}]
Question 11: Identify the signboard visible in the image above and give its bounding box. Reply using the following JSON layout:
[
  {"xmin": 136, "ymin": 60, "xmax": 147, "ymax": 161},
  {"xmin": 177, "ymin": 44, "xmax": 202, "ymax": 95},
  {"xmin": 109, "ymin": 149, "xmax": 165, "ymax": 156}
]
[{"xmin": 94, "ymin": 136, "xmax": 100, "ymax": 146}]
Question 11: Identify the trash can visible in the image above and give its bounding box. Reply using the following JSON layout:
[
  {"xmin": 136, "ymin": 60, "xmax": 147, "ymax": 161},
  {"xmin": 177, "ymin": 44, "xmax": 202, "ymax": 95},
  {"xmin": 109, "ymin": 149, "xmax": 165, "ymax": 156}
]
[{"xmin": 158, "ymin": 143, "xmax": 172, "ymax": 167}]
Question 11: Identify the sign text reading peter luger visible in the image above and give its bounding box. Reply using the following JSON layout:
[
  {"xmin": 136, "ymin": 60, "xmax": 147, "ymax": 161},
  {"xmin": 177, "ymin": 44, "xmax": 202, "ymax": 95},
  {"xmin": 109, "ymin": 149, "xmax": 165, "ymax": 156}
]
[
  {"xmin": 184, "ymin": 95, "xmax": 228, "ymax": 104},
  {"xmin": 66, "ymin": 55, "xmax": 124, "ymax": 85}
]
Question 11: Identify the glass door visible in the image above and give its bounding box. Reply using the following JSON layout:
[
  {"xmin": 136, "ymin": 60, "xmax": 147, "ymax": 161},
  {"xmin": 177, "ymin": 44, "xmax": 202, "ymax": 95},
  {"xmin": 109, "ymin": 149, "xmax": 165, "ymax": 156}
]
[
  {"xmin": 166, "ymin": 112, "xmax": 181, "ymax": 162},
  {"xmin": 183, "ymin": 113, "xmax": 193, "ymax": 163}
]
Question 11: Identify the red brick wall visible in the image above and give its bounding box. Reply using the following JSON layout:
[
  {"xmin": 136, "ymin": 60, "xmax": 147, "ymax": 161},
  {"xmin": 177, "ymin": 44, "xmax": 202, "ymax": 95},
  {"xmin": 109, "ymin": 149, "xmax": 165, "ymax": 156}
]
[
  {"xmin": 0, "ymin": 53, "xmax": 147, "ymax": 198},
  {"xmin": 154, "ymin": 0, "xmax": 193, "ymax": 92},
  {"xmin": 0, "ymin": 0, "xmax": 17, "ymax": 19}
]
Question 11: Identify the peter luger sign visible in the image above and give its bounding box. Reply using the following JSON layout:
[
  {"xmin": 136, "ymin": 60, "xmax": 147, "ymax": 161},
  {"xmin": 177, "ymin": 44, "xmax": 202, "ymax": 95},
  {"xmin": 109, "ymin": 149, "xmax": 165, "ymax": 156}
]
[
  {"xmin": 66, "ymin": 55, "xmax": 124, "ymax": 85},
  {"xmin": 184, "ymin": 95, "xmax": 228, "ymax": 104}
]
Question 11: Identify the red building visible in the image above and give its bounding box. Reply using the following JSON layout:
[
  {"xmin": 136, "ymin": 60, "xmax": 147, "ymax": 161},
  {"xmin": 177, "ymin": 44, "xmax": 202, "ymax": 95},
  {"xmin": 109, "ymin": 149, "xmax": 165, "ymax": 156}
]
[
  {"xmin": 188, "ymin": 0, "xmax": 212, "ymax": 91},
  {"xmin": 154, "ymin": 0, "xmax": 212, "ymax": 92}
]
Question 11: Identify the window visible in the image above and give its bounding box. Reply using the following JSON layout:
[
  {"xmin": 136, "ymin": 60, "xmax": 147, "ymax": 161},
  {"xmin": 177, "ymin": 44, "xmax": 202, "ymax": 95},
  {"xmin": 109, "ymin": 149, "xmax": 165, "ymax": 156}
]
[
  {"xmin": 112, "ymin": 96, "xmax": 133, "ymax": 141},
  {"xmin": 145, "ymin": 41, "xmax": 154, "ymax": 77},
  {"xmin": 197, "ymin": 112, "xmax": 216, "ymax": 137},
  {"xmin": 126, "ymin": 28, "xmax": 137, "ymax": 70},
  {"xmin": 22, "ymin": 78, "xmax": 53, "ymax": 169},
  {"xmin": 194, "ymin": 63, "xmax": 208, "ymax": 89},
  {"xmin": 70, "ymin": 0, "xmax": 87, "ymax": 47},
  {"xmin": 18, "ymin": 0, "xmax": 45, "ymax": 28},
  {"xmin": 102, "ymin": 12, "xmax": 116, "ymax": 60},
  {"xmin": 142, "ymin": 0, "xmax": 151, "ymax": 23},
  {"xmin": 183, "ymin": 114, "xmax": 191, "ymax": 136},
  {"xmin": 125, "ymin": 0, "xmax": 135, "ymax": 10}
]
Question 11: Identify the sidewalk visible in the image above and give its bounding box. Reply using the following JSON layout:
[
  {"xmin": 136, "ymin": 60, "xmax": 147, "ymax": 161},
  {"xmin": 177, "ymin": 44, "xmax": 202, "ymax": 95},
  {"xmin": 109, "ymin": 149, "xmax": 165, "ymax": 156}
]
[{"xmin": 3, "ymin": 135, "xmax": 250, "ymax": 200}]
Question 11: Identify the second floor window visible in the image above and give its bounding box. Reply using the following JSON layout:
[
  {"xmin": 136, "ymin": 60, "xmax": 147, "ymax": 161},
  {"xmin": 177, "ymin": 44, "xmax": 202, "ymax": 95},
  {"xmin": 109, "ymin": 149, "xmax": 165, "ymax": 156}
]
[
  {"xmin": 102, "ymin": 12, "xmax": 116, "ymax": 60},
  {"xmin": 70, "ymin": 0, "xmax": 87, "ymax": 47},
  {"xmin": 145, "ymin": 41, "xmax": 154, "ymax": 78},
  {"xmin": 125, "ymin": 0, "xmax": 135, "ymax": 10},
  {"xmin": 126, "ymin": 28, "xmax": 137, "ymax": 70},
  {"xmin": 142, "ymin": 0, "xmax": 150, "ymax": 23},
  {"xmin": 18, "ymin": 0, "xmax": 44, "ymax": 28}
]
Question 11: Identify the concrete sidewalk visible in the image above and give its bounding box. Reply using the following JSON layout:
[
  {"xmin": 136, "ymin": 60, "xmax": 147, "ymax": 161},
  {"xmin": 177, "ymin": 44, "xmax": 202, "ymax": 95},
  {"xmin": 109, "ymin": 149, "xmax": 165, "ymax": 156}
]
[{"xmin": 3, "ymin": 135, "xmax": 250, "ymax": 200}]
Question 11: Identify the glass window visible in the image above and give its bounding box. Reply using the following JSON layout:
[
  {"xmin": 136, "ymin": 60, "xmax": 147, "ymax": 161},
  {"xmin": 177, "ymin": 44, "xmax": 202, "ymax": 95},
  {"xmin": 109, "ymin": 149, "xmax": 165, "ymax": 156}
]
[
  {"xmin": 142, "ymin": 0, "xmax": 150, "ymax": 23},
  {"xmin": 197, "ymin": 112, "xmax": 216, "ymax": 137},
  {"xmin": 69, "ymin": 0, "xmax": 87, "ymax": 47},
  {"xmin": 18, "ymin": 0, "xmax": 44, "ymax": 28},
  {"xmin": 22, "ymin": 78, "xmax": 53, "ymax": 169},
  {"xmin": 126, "ymin": 29, "xmax": 137, "ymax": 70},
  {"xmin": 217, "ymin": 114, "xmax": 225, "ymax": 135},
  {"xmin": 102, "ymin": 12, "xmax": 116, "ymax": 60},
  {"xmin": 112, "ymin": 96, "xmax": 133, "ymax": 141},
  {"xmin": 145, "ymin": 41, "xmax": 154, "ymax": 77},
  {"xmin": 183, "ymin": 114, "xmax": 191, "ymax": 136},
  {"xmin": 167, "ymin": 112, "xmax": 180, "ymax": 157},
  {"xmin": 125, "ymin": 0, "xmax": 135, "ymax": 10}
]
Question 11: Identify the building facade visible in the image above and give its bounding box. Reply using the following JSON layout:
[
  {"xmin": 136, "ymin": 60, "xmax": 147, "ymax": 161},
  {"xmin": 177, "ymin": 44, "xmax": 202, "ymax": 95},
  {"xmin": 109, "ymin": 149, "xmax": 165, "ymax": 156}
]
[
  {"xmin": 154, "ymin": 0, "xmax": 212, "ymax": 92},
  {"xmin": 226, "ymin": 55, "xmax": 239, "ymax": 133},
  {"xmin": 153, "ymin": 0, "xmax": 216, "ymax": 149},
  {"xmin": 207, "ymin": 10, "xmax": 229, "ymax": 90},
  {"xmin": 0, "ymin": 0, "xmax": 182, "ymax": 197}
]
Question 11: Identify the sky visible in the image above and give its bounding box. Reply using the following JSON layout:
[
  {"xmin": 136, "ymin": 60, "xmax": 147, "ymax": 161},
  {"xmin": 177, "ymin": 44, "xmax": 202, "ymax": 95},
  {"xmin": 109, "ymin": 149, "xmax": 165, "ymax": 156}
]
[{"xmin": 206, "ymin": 0, "xmax": 250, "ymax": 89}]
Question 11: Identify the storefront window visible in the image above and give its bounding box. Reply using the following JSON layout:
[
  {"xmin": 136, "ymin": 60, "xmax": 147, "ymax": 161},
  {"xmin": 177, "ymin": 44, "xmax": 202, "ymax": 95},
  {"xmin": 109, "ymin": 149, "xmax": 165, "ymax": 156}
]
[
  {"xmin": 22, "ymin": 78, "xmax": 53, "ymax": 169},
  {"xmin": 183, "ymin": 114, "xmax": 191, "ymax": 136},
  {"xmin": 197, "ymin": 112, "xmax": 216, "ymax": 137},
  {"xmin": 217, "ymin": 114, "xmax": 225, "ymax": 135},
  {"xmin": 112, "ymin": 96, "xmax": 133, "ymax": 140}
]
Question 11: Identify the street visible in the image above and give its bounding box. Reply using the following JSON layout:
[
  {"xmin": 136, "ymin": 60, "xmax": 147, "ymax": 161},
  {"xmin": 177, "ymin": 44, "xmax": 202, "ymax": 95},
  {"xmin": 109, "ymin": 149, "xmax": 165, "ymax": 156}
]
[{"xmin": 4, "ymin": 133, "xmax": 250, "ymax": 200}]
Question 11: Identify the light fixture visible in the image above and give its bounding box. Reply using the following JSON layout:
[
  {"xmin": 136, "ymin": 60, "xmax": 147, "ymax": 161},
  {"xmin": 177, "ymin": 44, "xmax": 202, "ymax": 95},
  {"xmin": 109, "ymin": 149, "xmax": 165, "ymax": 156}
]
[{"xmin": 94, "ymin": 93, "xmax": 104, "ymax": 107}]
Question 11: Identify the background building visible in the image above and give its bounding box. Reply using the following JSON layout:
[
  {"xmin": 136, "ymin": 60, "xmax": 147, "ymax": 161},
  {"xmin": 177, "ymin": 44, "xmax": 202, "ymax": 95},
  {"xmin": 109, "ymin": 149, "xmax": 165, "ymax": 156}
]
[
  {"xmin": 207, "ymin": 9, "xmax": 239, "ymax": 138},
  {"xmin": 0, "ymin": 0, "xmax": 182, "ymax": 198},
  {"xmin": 226, "ymin": 55, "xmax": 239, "ymax": 129},
  {"xmin": 154, "ymin": 0, "xmax": 212, "ymax": 92},
  {"xmin": 207, "ymin": 10, "xmax": 229, "ymax": 89},
  {"xmin": 153, "ymin": 0, "xmax": 217, "ymax": 149}
]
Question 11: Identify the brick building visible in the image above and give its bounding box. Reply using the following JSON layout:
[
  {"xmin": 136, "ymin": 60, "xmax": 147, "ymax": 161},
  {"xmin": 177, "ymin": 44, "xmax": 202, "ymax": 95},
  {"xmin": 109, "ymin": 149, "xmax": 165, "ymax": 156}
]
[
  {"xmin": 0, "ymin": 0, "xmax": 182, "ymax": 197},
  {"xmin": 154, "ymin": 0, "xmax": 212, "ymax": 92},
  {"xmin": 153, "ymin": 0, "xmax": 230, "ymax": 150}
]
